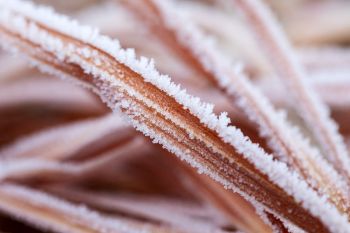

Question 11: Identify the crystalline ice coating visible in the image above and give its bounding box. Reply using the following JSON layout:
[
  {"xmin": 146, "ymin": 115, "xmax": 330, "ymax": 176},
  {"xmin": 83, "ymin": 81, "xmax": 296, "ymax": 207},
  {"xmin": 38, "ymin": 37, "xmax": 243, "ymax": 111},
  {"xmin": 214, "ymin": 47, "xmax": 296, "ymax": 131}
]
[
  {"xmin": 233, "ymin": 0, "xmax": 350, "ymax": 183},
  {"xmin": 138, "ymin": 0, "xmax": 350, "ymax": 221},
  {"xmin": 0, "ymin": 0, "xmax": 350, "ymax": 231}
]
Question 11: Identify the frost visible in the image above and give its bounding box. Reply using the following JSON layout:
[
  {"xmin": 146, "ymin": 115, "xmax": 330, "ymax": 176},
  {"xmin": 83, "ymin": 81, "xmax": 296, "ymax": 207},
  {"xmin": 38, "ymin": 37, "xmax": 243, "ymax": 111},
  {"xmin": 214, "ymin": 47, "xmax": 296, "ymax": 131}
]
[
  {"xmin": 233, "ymin": 0, "xmax": 350, "ymax": 182},
  {"xmin": 0, "ymin": 1, "xmax": 349, "ymax": 232}
]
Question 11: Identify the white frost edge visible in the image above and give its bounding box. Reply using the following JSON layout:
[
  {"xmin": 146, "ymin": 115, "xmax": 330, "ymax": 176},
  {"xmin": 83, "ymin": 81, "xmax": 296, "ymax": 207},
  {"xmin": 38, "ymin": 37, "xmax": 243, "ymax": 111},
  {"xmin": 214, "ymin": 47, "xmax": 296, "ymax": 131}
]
[
  {"xmin": 148, "ymin": 0, "xmax": 349, "ymax": 197},
  {"xmin": 0, "ymin": 1, "xmax": 349, "ymax": 232},
  {"xmin": 233, "ymin": 0, "xmax": 350, "ymax": 177}
]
